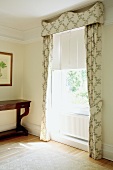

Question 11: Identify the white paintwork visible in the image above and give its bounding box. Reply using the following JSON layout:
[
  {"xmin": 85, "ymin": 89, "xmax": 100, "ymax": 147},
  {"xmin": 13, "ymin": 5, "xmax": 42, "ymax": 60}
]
[
  {"xmin": 0, "ymin": 25, "xmax": 23, "ymax": 40},
  {"xmin": 23, "ymin": 121, "xmax": 41, "ymax": 137},
  {"xmin": 0, "ymin": 0, "xmax": 103, "ymax": 31},
  {"xmin": 103, "ymin": 144, "xmax": 113, "ymax": 161},
  {"xmin": 51, "ymin": 132, "xmax": 88, "ymax": 151},
  {"xmin": 60, "ymin": 114, "xmax": 89, "ymax": 141}
]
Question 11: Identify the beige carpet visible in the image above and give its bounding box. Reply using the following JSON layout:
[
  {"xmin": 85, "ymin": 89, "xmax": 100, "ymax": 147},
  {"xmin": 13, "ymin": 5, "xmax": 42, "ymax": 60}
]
[{"xmin": 0, "ymin": 141, "xmax": 109, "ymax": 170}]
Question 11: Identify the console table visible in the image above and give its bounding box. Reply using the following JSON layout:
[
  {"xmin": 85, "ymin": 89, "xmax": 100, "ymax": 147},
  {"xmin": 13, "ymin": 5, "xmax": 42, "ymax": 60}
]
[{"xmin": 0, "ymin": 99, "xmax": 31, "ymax": 139}]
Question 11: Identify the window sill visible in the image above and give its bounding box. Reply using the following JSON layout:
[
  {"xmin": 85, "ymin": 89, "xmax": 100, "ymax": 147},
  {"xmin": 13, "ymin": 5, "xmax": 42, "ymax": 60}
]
[{"xmin": 60, "ymin": 107, "xmax": 90, "ymax": 116}]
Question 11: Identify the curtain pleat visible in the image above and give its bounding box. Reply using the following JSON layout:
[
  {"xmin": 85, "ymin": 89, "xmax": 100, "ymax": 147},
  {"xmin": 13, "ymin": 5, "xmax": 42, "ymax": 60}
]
[
  {"xmin": 40, "ymin": 35, "xmax": 53, "ymax": 141},
  {"xmin": 85, "ymin": 23, "xmax": 102, "ymax": 159}
]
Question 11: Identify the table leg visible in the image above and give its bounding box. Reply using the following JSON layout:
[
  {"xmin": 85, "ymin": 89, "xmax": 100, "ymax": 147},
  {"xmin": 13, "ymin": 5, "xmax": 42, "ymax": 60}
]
[
  {"xmin": 16, "ymin": 108, "xmax": 28, "ymax": 135},
  {"xmin": 16, "ymin": 108, "xmax": 21, "ymax": 127}
]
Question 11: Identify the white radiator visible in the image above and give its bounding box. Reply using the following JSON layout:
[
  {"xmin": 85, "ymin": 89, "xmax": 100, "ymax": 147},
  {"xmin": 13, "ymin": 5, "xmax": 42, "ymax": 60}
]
[{"xmin": 60, "ymin": 113, "xmax": 89, "ymax": 141}]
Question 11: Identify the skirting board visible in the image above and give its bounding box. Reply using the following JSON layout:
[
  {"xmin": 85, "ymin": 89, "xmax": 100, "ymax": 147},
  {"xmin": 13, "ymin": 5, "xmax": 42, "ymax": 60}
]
[
  {"xmin": 0, "ymin": 123, "xmax": 16, "ymax": 132},
  {"xmin": 103, "ymin": 144, "xmax": 113, "ymax": 161},
  {"xmin": 22, "ymin": 122, "xmax": 40, "ymax": 137},
  {"xmin": 50, "ymin": 132, "xmax": 88, "ymax": 152},
  {"xmin": 52, "ymin": 135, "xmax": 113, "ymax": 161},
  {"xmin": 22, "ymin": 122, "xmax": 88, "ymax": 151}
]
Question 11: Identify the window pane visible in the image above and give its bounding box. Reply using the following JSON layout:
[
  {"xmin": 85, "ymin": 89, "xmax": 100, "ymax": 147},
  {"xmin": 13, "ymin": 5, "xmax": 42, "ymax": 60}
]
[
  {"xmin": 65, "ymin": 69, "xmax": 89, "ymax": 106},
  {"xmin": 52, "ymin": 69, "xmax": 89, "ymax": 115}
]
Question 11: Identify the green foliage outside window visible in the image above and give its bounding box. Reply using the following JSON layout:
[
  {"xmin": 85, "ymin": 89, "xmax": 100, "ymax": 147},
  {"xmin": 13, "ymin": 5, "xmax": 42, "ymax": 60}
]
[{"xmin": 67, "ymin": 70, "xmax": 88, "ymax": 105}]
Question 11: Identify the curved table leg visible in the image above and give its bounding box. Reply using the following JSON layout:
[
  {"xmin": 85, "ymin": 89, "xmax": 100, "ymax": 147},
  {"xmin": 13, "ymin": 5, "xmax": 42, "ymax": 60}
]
[{"xmin": 16, "ymin": 107, "xmax": 30, "ymax": 135}]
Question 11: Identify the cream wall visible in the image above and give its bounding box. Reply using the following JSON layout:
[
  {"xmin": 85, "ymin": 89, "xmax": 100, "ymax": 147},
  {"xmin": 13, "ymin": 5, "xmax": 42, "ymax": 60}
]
[
  {"xmin": 22, "ymin": 40, "xmax": 43, "ymax": 136},
  {"xmin": 0, "ymin": 40, "xmax": 24, "ymax": 132},
  {"xmin": 102, "ymin": 24, "xmax": 113, "ymax": 146},
  {"xmin": 0, "ymin": 39, "xmax": 43, "ymax": 135}
]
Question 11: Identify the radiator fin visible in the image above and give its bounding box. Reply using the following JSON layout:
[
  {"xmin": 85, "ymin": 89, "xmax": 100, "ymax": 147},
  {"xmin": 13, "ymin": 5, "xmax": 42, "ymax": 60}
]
[{"xmin": 60, "ymin": 114, "xmax": 89, "ymax": 141}]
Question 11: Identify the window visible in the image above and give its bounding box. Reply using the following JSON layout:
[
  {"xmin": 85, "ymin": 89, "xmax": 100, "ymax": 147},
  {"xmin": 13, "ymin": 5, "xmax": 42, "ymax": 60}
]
[
  {"xmin": 52, "ymin": 27, "xmax": 89, "ymax": 116},
  {"xmin": 52, "ymin": 69, "xmax": 89, "ymax": 115}
]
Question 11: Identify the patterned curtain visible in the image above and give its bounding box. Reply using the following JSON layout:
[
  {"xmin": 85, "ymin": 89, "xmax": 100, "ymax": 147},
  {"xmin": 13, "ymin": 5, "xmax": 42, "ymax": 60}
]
[
  {"xmin": 41, "ymin": 2, "xmax": 104, "ymax": 37},
  {"xmin": 40, "ymin": 2, "xmax": 104, "ymax": 160},
  {"xmin": 40, "ymin": 35, "xmax": 53, "ymax": 141},
  {"xmin": 85, "ymin": 23, "xmax": 102, "ymax": 159}
]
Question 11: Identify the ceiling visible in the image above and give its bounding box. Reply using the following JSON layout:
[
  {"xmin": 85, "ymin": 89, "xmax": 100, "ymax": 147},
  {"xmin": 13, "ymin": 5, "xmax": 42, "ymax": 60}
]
[{"xmin": 0, "ymin": 0, "xmax": 104, "ymax": 31}]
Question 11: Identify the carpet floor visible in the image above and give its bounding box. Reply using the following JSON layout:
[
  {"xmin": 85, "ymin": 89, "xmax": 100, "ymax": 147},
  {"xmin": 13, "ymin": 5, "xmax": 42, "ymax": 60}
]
[{"xmin": 0, "ymin": 139, "xmax": 110, "ymax": 170}]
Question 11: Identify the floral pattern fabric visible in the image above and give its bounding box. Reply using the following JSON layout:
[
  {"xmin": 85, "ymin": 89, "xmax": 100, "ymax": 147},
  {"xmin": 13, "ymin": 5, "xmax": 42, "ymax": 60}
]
[
  {"xmin": 40, "ymin": 35, "xmax": 53, "ymax": 141},
  {"xmin": 41, "ymin": 2, "xmax": 104, "ymax": 37},
  {"xmin": 85, "ymin": 23, "xmax": 102, "ymax": 159},
  {"xmin": 40, "ymin": 1, "xmax": 104, "ymax": 160}
]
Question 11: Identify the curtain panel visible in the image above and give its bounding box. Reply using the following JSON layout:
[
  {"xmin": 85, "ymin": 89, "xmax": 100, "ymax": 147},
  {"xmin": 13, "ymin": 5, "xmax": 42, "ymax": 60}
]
[
  {"xmin": 85, "ymin": 23, "xmax": 102, "ymax": 159},
  {"xmin": 40, "ymin": 35, "xmax": 53, "ymax": 141}
]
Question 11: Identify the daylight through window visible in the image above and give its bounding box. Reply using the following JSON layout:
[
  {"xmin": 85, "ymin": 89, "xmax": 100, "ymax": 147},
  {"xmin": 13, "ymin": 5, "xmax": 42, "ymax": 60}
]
[{"xmin": 52, "ymin": 27, "xmax": 89, "ymax": 115}]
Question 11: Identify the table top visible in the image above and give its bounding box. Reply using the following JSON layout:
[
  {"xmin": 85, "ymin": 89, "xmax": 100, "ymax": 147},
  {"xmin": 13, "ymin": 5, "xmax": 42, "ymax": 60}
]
[
  {"xmin": 0, "ymin": 99, "xmax": 31, "ymax": 105},
  {"xmin": 0, "ymin": 99, "xmax": 31, "ymax": 111}
]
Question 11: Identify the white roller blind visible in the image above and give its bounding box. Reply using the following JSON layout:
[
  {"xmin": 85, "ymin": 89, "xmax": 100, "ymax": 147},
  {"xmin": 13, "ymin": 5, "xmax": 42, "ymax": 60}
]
[
  {"xmin": 52, "ymin": 27, "xmax": 86, "ymax": 70},
  {"xmin": 60, "ymin": 32, "xmax": 70, "ymax": 69},
  {"xmin": 52, "ymin": 34, "xmax": 61, "ymax": 70}
]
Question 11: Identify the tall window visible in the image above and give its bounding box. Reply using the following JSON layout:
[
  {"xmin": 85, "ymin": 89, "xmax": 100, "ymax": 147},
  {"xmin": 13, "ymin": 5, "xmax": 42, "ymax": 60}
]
[{"xmin": 52, "ymin": 27, "xmax": 89, "ymax": 115}]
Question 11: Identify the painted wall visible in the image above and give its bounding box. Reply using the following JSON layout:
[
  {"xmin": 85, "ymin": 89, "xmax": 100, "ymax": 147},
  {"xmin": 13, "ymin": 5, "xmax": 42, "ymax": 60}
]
[
  {"xmin": 0, "ymin": 40, "xmax": 24, "ymax": 132},
  {"xmin": 0, "ymin": 39, "xmax": 43, "ymax": 135},
  {"xmin": 102, "ymin": 24, "xmax": 113, "ymax": 146},
  {"xmin": 102, "ymin": 3, "xmax": 113, "ymax": 160},
  {"xmin": 22, "ymin": 40, "xmax": 43, "ymax": 136}
]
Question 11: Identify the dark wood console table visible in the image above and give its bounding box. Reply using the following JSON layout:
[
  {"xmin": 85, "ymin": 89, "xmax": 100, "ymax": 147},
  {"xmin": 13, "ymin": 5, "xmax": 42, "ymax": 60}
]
[{"xmin": 0, "ymin": 99, "xmax": 31, "ymax": 139}]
